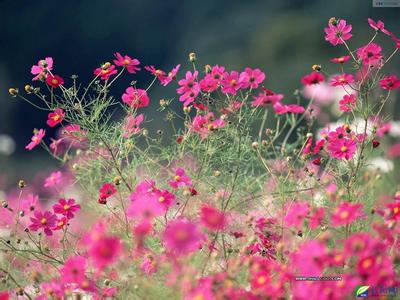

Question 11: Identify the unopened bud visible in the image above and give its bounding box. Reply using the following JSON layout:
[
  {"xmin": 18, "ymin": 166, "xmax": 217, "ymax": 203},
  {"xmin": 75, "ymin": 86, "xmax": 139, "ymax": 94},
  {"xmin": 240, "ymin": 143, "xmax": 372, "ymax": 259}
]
[
  {"xmin": 213, "ymin": 170, "xmax": 221, "ymax": 177},
  {"xmin": 113, "ymin": 176, "xmax": 121, "ymax": 186},
  {"xmin": 24, "ymin": 85, "xmax": 34, "ymax": 94},
  {"xmin": 102, "ymin": 62, "xmax": 111, "ymax": 69},
  {"xmin": 329, "ymin": 17, "xmax": 338, "ymax": 26},
  {"xmin": 251, "ymin": 142, "xmax": 259, "ymax": 150},
  {"xmin": 188, "ymin": 52, "xmax": 197, "ymax": 62},
  {"xmin": 159, "ymin": 99, "xmax": 168, "ymax": 107},
  {"xmin": 204, "ymin": 64, "xmax": 212, "ymax": 73},
  {"xmin": 18, "ymin": 180, "xmax": 26, "ymax": 189},
  {"xmin": 312, "ymin": 64, "xmax": 322, "ymax": 72},
  {"xmin": 183, "ymin": 106, "xmax": 191, "ymax": 114},
  {"xmin": 8, "ymin": 88, "xmax": 18, "ymax": 96}
]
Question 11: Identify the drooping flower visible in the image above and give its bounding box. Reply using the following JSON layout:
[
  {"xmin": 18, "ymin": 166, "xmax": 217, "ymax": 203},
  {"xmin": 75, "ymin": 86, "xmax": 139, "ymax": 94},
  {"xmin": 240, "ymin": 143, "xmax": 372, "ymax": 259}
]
[
  {"xmin": 301, "ymin": 72, "xmax": 325, "ymax": 85},
  {"xmin": 25, "ymin": 129, "xmax": 45, "ymax": 150},
  {"xmin": 324, "ymin": 19, "xmax": 352, "ymax": 46},
  {"xmin": 161, "ymin": 64, "xmax": 181, "ymax": 86},
  {"xmin": 121, "ymin": 87, "xmax": 150, "ymax": 108},
  {"xmin": 123, "ymin": 114, "xmax": 144, "ymax": 138},
  {"xmin": 200, "ymin": 205, "xmax": 226, "ymax": 231},
  {"xmin": 163, "ymin": 218, "xmax": 203, "ymax": 255},
  {"xmin": 339, "ymin": 94, "xmax": 357, "ymax": 112},
  {"xmin": 367, "ymin": 18, "xmax": 391, "ymax": 35},
  {"xmin": 93, "ymin": 64, "xmax": 118, "ymax": 80},
  {"xmin": 29, "ymin": 211, "xmax": 57, "ymax": 236},
  {"xmin": 53, "ymin": 198, "xmax": 81, "ymax": 219},
  {"xmin": 330, "ymin": 55, "xmax": 351, "ymax": 64},
  {"xmin": 356, "ymin": 43, "xmax": 382, "ymax": 65},
  {"xmin": 330, "ymin": 73, "xmax": 355, "ymax": 86},
  {"xmin": 169, "ymin": 168, "xmax": 192, "ymax": 189},
  {"xmin": 379, "ymin": 75, "xmax": 400, "ymax": 91},
  {"xmin": 46, "ymin": 108, "xmax": 65, "ymax": 127},
  {"xmin": 176, "ymin": 71, "xmax": 200, "ymax": 106},
  {"xmin": 44, "ymin": 171, "xmax": 62, "ymax": 188},
  {"xmin": 113, "ymin": 52, "xmax": 140, "ymax": 73},
  {"xmin": 239, "ymin": 67, "xmax": 266, "ymax": 89},
  {"xmin": 46, "ymin": 75, "xmax": 64, "ymax": 88},
  {"xmin": 331, "ymin": 202, "xmax": 363, "ymax": 227},
  {"xmin": 31, "ymin": 57, "xmax": 53, "ymax": 80}
]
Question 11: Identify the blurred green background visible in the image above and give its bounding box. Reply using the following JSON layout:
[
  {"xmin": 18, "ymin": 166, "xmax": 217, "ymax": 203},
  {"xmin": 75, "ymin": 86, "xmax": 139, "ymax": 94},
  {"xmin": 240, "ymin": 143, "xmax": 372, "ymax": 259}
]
[{"xmin": 0, "ymin": 0, "xmax": 399, "ymax": 188}]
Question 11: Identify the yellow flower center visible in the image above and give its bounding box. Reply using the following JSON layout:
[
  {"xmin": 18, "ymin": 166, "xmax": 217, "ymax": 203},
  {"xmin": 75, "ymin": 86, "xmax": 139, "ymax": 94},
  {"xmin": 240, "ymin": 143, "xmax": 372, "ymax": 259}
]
[
  {"xmin": 394, "ymin": 207, "xmax": 399, "ymax": 214},
  {"xmin": 123, "ymin": 59, "xmax": 130, "ymax": 65},
  {"xmin": 230, "ymin": 79, "xmax": 237, "ymax": 86},
  {"xmin": 340, "ymin": 146, "xmax": 347, "ymax": 152},
  {"xmin": 63, "ymin": 204, "xmax": 70, "ymax": 210},
  {"xmin": 174, "ymin": 175, "xmax": 181, "ymax": 181},
  {"xmin": 53, "ymin": 115, "xmax": 60, "ymax": 121},
  {"xmin": 175, "ymin": 229, "xmax": 188, "ymax": 241},
  {"xmin": 339, "ymin": 211, "xmax": 349, "ymax": 220},
  {"xmin": 40, "ymin": 218, "xmax": 47, "ymax": 225},
  {"xmin": 158, "ymin": 196, "xmax": 165, "ymax": 203},
  {"xmin": 362, "ymin": 258, "xmax": 373, "ymax": 269},
  {"xmin": 257, "ymin": 275, "xmax": 267, "ymax": 285},
  {"xmin": 51, "ymin": 79, "xmax": 59, "ymax": 85}
]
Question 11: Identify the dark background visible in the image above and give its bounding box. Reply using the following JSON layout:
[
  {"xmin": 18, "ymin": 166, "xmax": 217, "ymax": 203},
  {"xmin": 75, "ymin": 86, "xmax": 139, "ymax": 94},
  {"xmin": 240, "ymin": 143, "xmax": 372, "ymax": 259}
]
[{"xmin": 0, "ymin": 0, "xmax": 399, "ymax": 187}]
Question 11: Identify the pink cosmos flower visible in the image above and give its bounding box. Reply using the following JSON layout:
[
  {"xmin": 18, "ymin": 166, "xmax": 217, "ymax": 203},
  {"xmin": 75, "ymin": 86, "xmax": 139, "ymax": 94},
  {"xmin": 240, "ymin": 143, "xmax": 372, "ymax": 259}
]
[
  {"xmin": 46, "ymin": 108, "xmax": 65, "ymax": 127},
  {"xmin": 53, "ymin": 198, "xmax": 80, "ymax": 219},
  {"xmin": 251, "ymin": 88, "xmax": 284, "ymax": 107},
  {"xmin": 99, "ymin": 183, "xmax": 117, "ymax": 203},
  {"xmin": 284, "ymin": 201, "xmax": 310, "ymax": 229},
  {"xmin": 145, "ymin": 65, "xmax": 167, "ymax": 82},
  {"xmin": 31, "ymin": 57, "xmax": 53, "ymax": 80},
  {"xmin": 199, "ymin": 65, "xmax": 225, "ymax": 92},
  {"xmin": 169, "ymin": 168, "xmax": 192, "ymax": 189},
  {"xmin": 221, "ymin": 71, "xmax": 244, "ymax": 95},
  {"xmin": 310, "ymin": 207, "xmax": 325, "ymax": 229},
  {"xmin": 161, "ymin": 64, "xmax": 181, "ymax": 86},
  {"xmin": 273, "ymin": 102, "xmax": 305, "ymax": 115},
  {"xmin": 330, "ymin": 55, "xmax": 351, "ymax": 64},
  {"xmin": 368, "ymin": 18, "xmax": 391, "ymax": 36},
  {"xmin": 324, "ymin": 19, "xmax": 352, "ymax": 46},
  {"xmin": 163, "ymin": 218, "xmax": 203, "ymax": 255},
  {"xmin": 330, "ymin": 73, "xmax": 354, "ymax": 86},
  {"xmin": 156, "ymin": 189, "xmax": 176, "ymax": 208},
  {"xmin": 20, "ymin": 193, "xmax": 39, "ymax": 213},
  {"xmin": 60, "ymin": 255, "xmax": 87, "ymax": 284},
  {"xmin": 356, "ymin": 43, "xmax": 382, "ymax": 65},
  {"xmin": 331, "ymin": 202, "xmax": 363, "ymax": 227},
  {"xmin": 25, "ymin": 129, "xmax": 45, "ymax": 150},
  {"xmin": 88, "ymin": 234, "xmax": 122, "ymax": 271},
  {"xmin": 176, "ymin": 71, "xmax": 200, "ymax": 106},
  {"xmin": 385, "ymin": 201, "xmax": 400, "ymax": 221},
  {"xmin": 121, "ymin": 87, "xmax": 150, "ymax": 108},
  {"xmin": 29, "ymin": 211, "xmax": 57, "ymax": 236},
  {"xmin": 291, "ymin": 240, "xmax": 328, "ymax": 276},
  {"xmin": 113, "ymin": 52, "xmax": 140, "ymax": 73},
  {"xmin": 379, "ymin": 75, "xmax": 400, "ymax": 90},
  {"xmin": 200, "ymin": 205, "xmax": 226, "ymax": 231},
  {"xmin": 39, "ymin": 280, "xmax": 65, "ymax": 299},
  {"xmin": 123, "ymin": 113, "xmax": 144, "ymax": 138},
  {"xmin": 44, "ymin": 171, "xmax": 62, "ymax": 188},
  {"xmin": 127, "ymin": 193, "xmax": 166, "ymax": 220},
  {"xmin": 191, "ymin": 112, "xmax": 225, "ymax": 140},
  {"xmin": 327, "ymin": 137, "xmax": 357, "ymax": 160},
  {"xmin": 339, "ymin": 94, "xmax": 357, "ymax": 112},
  {"xmin": 46, "ymin": 74, "xmax": 64, "ymax": 88},
  {"xmin": 239, "ymin": 67, "xmax": 266, "ymax": 89},
  {"xmin": 301, "ymin": 71, "xmax": 325, "ymax": 85},
  {"xmin": 93, "ymin": 64, "xmax": 118, "ymax": 80},
  {"xmin": 140, "ymin": 255, "xmax": 157, "ymax": 276}
]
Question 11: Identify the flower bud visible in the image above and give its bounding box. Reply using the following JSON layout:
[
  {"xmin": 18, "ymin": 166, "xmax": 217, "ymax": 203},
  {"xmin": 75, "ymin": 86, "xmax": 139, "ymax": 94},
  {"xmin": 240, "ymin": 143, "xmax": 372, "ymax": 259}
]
[
  {"xmin": 24, "ymin": 85, "xmax": 34, "ymax": 94},
  {"xmin": 188, "ymin": 52, "xmax": 197, "ymax": 62},
  {"xmin": 8, "ymin": 88, "xmax": 18, "ymax": 96},
  {"xmin": 312, "ymin": 64, "xmax": 321, "ymax": 72},
  {"xmin": 113, "ymin": 176, "xmax": 122, "ymax": 186},
  {"xmin": 262, "ymin": 140, "xmax": 268, "ymax": 147},
  {"xmin": 104, "ymin": 279, "xmax": 111, "ymax": 286},
  {"xmin": 204, "ymin": 64, "xmax": 212, "ymax": 73},
  {"xmin": 306, "ymin": 133, "xmax": 313, "ymax": 138},
  {"xmin": 251, "ymin": 142, "xmax": 259, "ymax": 150},
  {"xmin": 213, "ymin": 170, "xmax": 221, "ymax": 177},
  {"xmin": 183, "ymin": 106, "xmax": 191, "ymax": 114},
  {"xmin": 329, "ymin": 17, "xmax": 338, "ymax": 26},
  {"xmin": 1, "ymin": 200, "xmax": 8, "ymax": 208},
  {"xmin": 102, "ymin": 62, "xmax": 111, "ymax": 69},
  {"xmin": 159, "ymin": 99, "xmax": 168, "ymax": 107},
  {"xmin": 18, "ymin": 180, "xmax": 26, "ymax": 189},
  {"xmin": 18, "ymin": 210, "xmax": 25, "ymax": 217}
]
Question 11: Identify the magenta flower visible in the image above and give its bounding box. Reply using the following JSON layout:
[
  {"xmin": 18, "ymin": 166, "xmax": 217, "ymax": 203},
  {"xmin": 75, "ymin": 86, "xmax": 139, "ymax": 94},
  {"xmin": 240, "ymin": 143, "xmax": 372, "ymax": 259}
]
[
  {"xmin": 330, "ymin": 55, "xmax": 351, "ymax": 64},
  {"xmin": 121, "ymin": 87, "xmax": 150, "ymax": 108},
  {"xmin": 29, "ymin": 211, "xmax": 57, "ymax": 236},
  {"xmin": 200, "ymin": 205, "xmax": 226, "ymax": 231},
  {"xmin": 93, "ymin": 64, "xmax": 118, "ymax": 80},
  {"xmin": 251, "ymin": 89, "xmax": 284, "ymax": 107},
  {"xmin": 46, "ymin": 108, "xmax": 65, "ymax": 128},
  {"xmin": 53, "ymin": 198, "xmax": 80, "ymax": 219},
  {"xmin": 330, "ymin": 73, "xmax": 354, "ymax": 86},
  {"xmin": 273, "ymin": 102, "xmax": 305, "ymax": 115},
  {"xmin": 176, "ymin": 71, "xmax": 200, "ymax": 106},
  {"xmin": 301, "ymin": 71, "xmax": 325, "ymax": 85},
  {"xmin": 145, "ymin": 65, "xmax": 167, "ymax": 82},
  {"xmin": 127, "ymin": 194, "xmax": 165, "ymax": 220},
  {"xmin": 43, "ymin": 171, "xmax": 62, "ymax": 188},
  {"xmin": 324, "ymin": 19, "xmax": 352, "ymax": 46},
  {"xmin": 327, "ymin": 137, "xmax": 357, "ymax": 160},
  {"xmin": 310, "ymin": 208, "xmax": 325, "ymax": 229},
  {"xmin": 379, "ymin": 75, "xmax": 400, "ymax": 91},
  {"xmin": 25, "ymin": 129, "xmax": 45, "ymax": 150},
  {"xmin": 99, "ymin": 183, "xmax": 117, "ymax": 199},
  {"xmin": 123, "ymin": 113, "xmax": 144, "ymax": 138},
  {"xmin": 356, "ymin": 43, "xmax": 382, "ymax": 65},
  {"xmin": 163, "ymin": 218, "xmax": 203, "ymax": 255},
  {"xmin": 46, "ymin": 74, "xmax": 64, "ymax": 88},
  {"xmin": 88, "ymin": 235, "xmax": 122, "ymax": 271},
  {"xmin": 31, "ymin": 57, "xmax": 53, "ymax": 80},
  {"xmin": 113, "ymin": 52, "xmax": 140, "ymax": 74},
  {"xmin": 368, "ymin": 18, "xmax": 391, "ymax": 36},
  {"xmin": 155, "ymin": 189, "xmax": 176, "ymax": 208},
  {"xmin": 161, "ymin": 64, "xmax": 181, "ymax": 86},
  {"xmin": 339, "ymin": 94, "xmax": 357, "ymax": 112},
  {"xmin": 199, "ymin": 65, "xmax": 225, "ymax": 92},
  {"xmin": 169, "ymin": 168, "xmax": 192, "ymax": 189},
  {"xmin": 221, "ymin": 71, "xmax": 244, "ymax": 95},
  {"xmin": 191, "ymin": 112, "xmax": 225, "ymax": 140},
  {"xmin": 284, "ymin": 201, "xmax": 310, "ymax": 229},
  {"xmin": 60, "ymin": 255, "xmax": 87, "ymax": 284},
  {"xmin": 331, "ymin": 202, "xmax": 363, "ymax": 227},
  {"xmin": 239, "ymin": 67, "xmax": 266, "ymax": 89}
]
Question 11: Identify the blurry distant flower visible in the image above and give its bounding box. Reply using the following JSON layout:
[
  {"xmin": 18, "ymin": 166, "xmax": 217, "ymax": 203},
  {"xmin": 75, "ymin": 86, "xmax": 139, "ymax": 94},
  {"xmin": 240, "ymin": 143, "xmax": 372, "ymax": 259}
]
[
  {"xmin": 330, "ymin": 55, "xmax": 351, "ymax": 64},
  {"xmin": 44, "ymin": 171, "xmax": 62, "ymax": 188},
  {"xmin": 127, "ymin": 193, "xmax": 165, "ymax": 220},
  {"xmin": 200, "ymin": 205, "xmax": 226, "ymax": 231},
  {"xmin": 366, "ymin": 157, "xmax": 393, "ymax": 173},
  {"xmin": 113, "ymin": 52, "xmax": 140, "ymax": 74},
  {"xmin": 46, "ymin": 74, "xmax": 64, "ymax": 88},
  {"xmin": 123, "ymin": 114, "xmax": 144, "ymax": 138},
  {"xmin": 301, "ymin": 71, "xmax": 325, "ymax": 85},
  {"xmin": 330, "ymin": 74, "xmax": 355, "ymax": 86},
  {"xmin": 379, "ymin": 75, "xmax": 400, "ymax": 91},
  {"xmin": 60, "ymin": 255, "xmax": 87, "ymax": 284},
  {"xmin": 331, "ymin": 202, "xmax": 363, "ymax": 227},
  {"xmin": 251, "ymin": 88, "xmax": 284, "ymax": 107},
  {"xmin": 0, "ymin": 134, "xmax": 15, "ymax": 155},
  {"xmin": 31, "ymin": 57, "xmax": 53, "ymax": 80},
  {"xmin": 387, "ymin": 143, "xmax": 400, "ymax": 158},
  {"xmin": 367, "ymin": 18, "xmax": 391, "ymax": 35},
  {"xmin": 121, "ymin": 87, "xmax": 150, "ymax": 108},
  {"xmin": 284, "ymin": 201, "xmax": 310, "ymax": 228},
  {"xmin": 324, "ymin": 19, "xmax": 352, "ymax": 46},
  {"xmin": 25, "ymin": 129, "xmax": 45, "ymax": 150},
  {"xmin": 339, "ymin": 94, "xmax": 357, "ymax": 112},
  {"xmin": 47, "ymin": 108, "xmax": 65, "ymax": 127}
]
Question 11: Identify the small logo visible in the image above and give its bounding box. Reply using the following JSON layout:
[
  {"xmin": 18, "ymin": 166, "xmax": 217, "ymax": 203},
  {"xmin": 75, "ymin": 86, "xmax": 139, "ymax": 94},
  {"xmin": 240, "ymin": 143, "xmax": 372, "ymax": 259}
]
[
  {"xmin": 355, "ymin": 286, "xmax": 370, "ymax": 298},
  {"xmin": 373, "ymin": 0, "xmax": 400, "ymax": 7}
]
